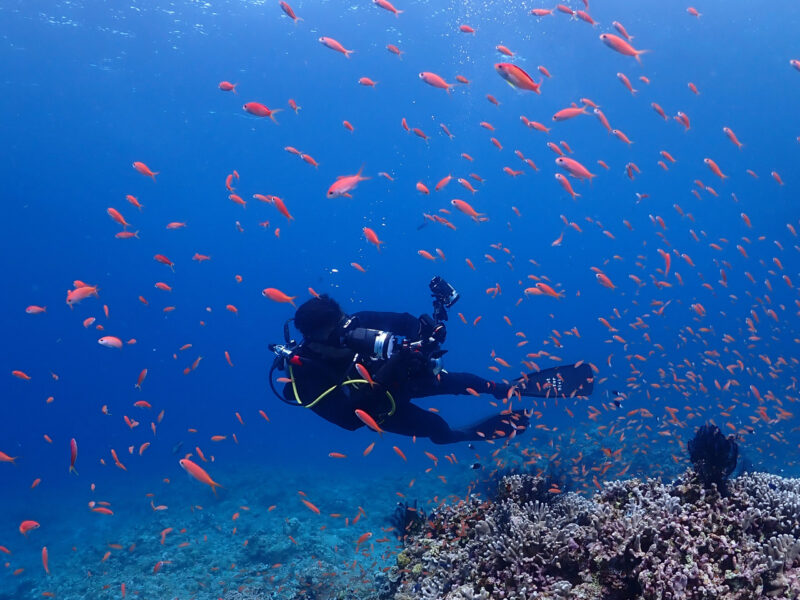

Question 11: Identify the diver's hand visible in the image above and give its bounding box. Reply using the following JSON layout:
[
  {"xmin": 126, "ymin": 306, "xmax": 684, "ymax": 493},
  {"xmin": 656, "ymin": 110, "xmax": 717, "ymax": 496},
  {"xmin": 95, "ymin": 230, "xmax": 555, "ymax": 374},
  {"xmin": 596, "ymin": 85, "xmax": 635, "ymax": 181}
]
[
  {"xmin": 375, "ymin": 347, "xmax": 424, "ymax": 386},
  {"xmin": 431, "ymin": 323, "xmax": 446, "ymax": 345},
  {"xmin": 417, "ymin": 314, "xmax": 436, "ymax": 340},
  {"xmin": 374, "ymin": 348, "xmax": 408, "ymax": 386},
  {"xmin": 405, "ymin": 348, "xmax": 428, "ymax": 376},
  {"xmin": 418, "ymin": 314, "xmax": 446, "ymax": 345}
]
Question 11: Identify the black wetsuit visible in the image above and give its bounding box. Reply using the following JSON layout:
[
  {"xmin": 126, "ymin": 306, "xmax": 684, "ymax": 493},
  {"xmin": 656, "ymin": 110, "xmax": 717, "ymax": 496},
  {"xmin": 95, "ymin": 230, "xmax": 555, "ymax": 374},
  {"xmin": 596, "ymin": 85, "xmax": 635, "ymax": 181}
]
[{"xmin": 283, "ymin": 311, "xmax": 523, "ymax": 444}]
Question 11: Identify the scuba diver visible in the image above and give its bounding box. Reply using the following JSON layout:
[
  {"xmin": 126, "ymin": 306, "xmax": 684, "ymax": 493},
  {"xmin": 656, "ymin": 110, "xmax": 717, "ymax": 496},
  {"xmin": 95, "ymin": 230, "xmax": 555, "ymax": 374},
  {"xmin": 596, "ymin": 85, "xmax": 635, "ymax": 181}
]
[{"xmin": 269, "ymin": 277, "xmax": 593, "ymax": 444}]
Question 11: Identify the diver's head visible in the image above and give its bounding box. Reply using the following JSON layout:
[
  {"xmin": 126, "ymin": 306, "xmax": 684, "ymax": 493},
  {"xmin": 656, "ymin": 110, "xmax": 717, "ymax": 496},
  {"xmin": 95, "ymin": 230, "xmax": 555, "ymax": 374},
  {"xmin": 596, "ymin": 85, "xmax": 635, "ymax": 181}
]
[{"xmin": 294, "ymin": 294, "xmax": 345, "ymax": 343}]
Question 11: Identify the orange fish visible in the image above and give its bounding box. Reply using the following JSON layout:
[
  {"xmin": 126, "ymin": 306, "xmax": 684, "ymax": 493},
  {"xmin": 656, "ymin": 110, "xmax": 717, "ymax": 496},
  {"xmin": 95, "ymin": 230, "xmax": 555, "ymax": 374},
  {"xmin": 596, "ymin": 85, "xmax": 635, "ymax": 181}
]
[
  {"xmin": 69, "ymin": 438, "xmax": 78, "ymax": 475},
  {"xmin": 327, "ymin": 166, "xmax": 369, "ymax": 198},
  {"xmin": 154, "ymin": 254, "xmax": 175, "ymax": 270},
  {"xmin": 553, "ymin": 106, "xmax": 588, "ymax": 121},
  {"xmin": 450, "ymin": 199, "xmax": 485, "ymax": 222},
  {"xmin": 19, "ymin": 520, "xmax": 40, "ymax": 536},
  {"xmin": 135, "ymin": 369, "xmax": 147, "ymax": 390},
  {"xmin": 319, "ymin": 37, "xmax": 353, "ymax": 58},
  {"xmin": 179, "ymin": 458, "xmax": 222, "ymax": 495},
  {"xmin": 66, "ymin": 286, "xmax": 99, "ymax": 308},
  {"xmin": 242, "ymin": 102, "xmax": 282, "ymax": 122},
  {"xmin": 495, "ymin": 63, "xmax": 542, "ymax": 93},
  {"xmin": 722, "ymin": 127, "xmax": 743, "ymax": 149},
  {"xmin": 301, "ymin": 154, "xmax": 319, "ymax": 168},
  {"xmin": 435, "ymin": 174, "xmax": 452, "ymax": 191},
  {"xmin": 355, "ymin": 409, "xmax": 383, "ymax": 434},
  {"xmin": 704, "ymin": 158, "xmax": 728, "ymax": 179},
  {"xmin": 418, "ymin": 250, "xmax": 436, "ymax": 261},
  {"xmin": 419, "ymin": 71, "xmax": 454, "ymax": 93},
  {"xmin": 363, "ymin": 227, "xmax": 384, "ymax": 251},
  {"xmin": 555, "ymin": 174, "xmax": 580, "ymax": 200},
  {"xmin": 107, "ymin": 208, "xmax": 130, "ymax": 229},
  {"xmin": 132, "ymin": 161, "xmax": 158, "ymax": 181},
  {"xmin": 617, "ymin": 72, "xmax": 637, "ymax": 94},
  {"xmin": 555, "ymin": 157, "xmax": 595, "ymax": 181},
  {"xmin": 0, "ymin": 451, "xmax": 18, "ymax": 464},
  {"xmin": 98, "ymin": 336, "xmax": 123, "ymax": 349},
  {"xmin": 596, "ymin": 273, "xmax": 616, "ymax": 289},
  {"xmin": 599, "ymin": 33, "xmax": 648, "ymax": 63},
  {"xmin": 126, "ymin": 195, "xmax": 142, "ymax": 210},
  {"xmin": 533, "ymin": 283, "xmax": 563, "ymax": 299},
  {"xmin": 262, "ymin": 288, "xmax": 297, "ymax": 307},
  {"xmin": 280, "ymin": 1, "xmax": 301, "ymax": 22},
  {"xmin": 612, "ymin": 21, "xmax": 633, "ymax": 40},
  {"xmin": 355, "ymin": 531, "xmax": 373, "ymax": 549}
]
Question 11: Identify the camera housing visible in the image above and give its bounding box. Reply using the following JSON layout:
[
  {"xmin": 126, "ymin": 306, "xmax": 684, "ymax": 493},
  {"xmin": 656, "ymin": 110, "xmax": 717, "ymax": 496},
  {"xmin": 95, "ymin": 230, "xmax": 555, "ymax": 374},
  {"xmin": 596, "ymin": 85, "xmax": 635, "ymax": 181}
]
[
  {"xmin": 339, "ymin": 276, "xmax": 459, "ymax": 368},
  {"xmin": 430, "ymin": 276, "xmax": 459, "ymax": 323},
  {"xmin": 430, "ymin": 276, "xmax": 459, "ymax": 307},
  {"xmin": 343, "ymin": 327, "xmax": 404, "ymax": 361}
]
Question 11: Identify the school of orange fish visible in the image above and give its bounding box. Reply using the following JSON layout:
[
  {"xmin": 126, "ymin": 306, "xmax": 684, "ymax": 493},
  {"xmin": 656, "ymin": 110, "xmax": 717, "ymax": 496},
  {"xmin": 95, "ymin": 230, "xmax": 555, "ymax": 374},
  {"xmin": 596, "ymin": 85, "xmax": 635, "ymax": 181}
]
[{"xmin": 6, "ymin": 0, "xmax": 800, "ymax": 596}]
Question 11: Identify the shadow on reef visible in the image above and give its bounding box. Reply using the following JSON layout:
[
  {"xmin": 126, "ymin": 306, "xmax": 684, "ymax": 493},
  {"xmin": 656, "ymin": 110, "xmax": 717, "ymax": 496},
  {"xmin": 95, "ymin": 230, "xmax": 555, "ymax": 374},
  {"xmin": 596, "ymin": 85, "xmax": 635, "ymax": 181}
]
[
  {"xmin": 388, "ymin": 500, "xmax": 427, "ymax": 545},
  {"xmin": 688, "ymin": 423, "xmax": 739, "ymax": 496},
  {"xmin": 380, "ymin": 423, "xmax": 800, "ymax": 600}
]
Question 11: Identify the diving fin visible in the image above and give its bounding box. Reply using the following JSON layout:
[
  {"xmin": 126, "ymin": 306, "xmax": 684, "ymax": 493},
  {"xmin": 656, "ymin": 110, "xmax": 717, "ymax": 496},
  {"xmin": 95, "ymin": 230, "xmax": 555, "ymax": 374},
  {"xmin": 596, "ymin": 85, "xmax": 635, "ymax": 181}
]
[{"xmin": 516, "ymin": 363, "xmax": 594, "ymax": 398}]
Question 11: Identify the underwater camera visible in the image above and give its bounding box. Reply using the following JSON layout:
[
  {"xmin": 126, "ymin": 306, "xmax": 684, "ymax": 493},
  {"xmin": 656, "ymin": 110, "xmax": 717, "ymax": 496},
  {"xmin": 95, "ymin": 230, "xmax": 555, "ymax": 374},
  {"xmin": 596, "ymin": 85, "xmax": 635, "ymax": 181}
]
[
  {"xmin": 338, "ymin": 276, "xmax": 458, "ymax": 369},
  {"xmin": 339, "ymin": 320, "xmax": 402, "ymax": 361},
  {"xmin": 429, "ymin": 274, "xmax": 459, "ymax": 322}
]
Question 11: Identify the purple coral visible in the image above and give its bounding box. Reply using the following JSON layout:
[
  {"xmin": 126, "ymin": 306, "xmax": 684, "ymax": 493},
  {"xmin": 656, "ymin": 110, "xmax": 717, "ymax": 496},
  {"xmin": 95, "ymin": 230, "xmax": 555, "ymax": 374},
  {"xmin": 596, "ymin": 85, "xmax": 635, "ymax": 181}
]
[{"xmin": 382, "ymin": 471, "xmax": 800, "ymax": 599}]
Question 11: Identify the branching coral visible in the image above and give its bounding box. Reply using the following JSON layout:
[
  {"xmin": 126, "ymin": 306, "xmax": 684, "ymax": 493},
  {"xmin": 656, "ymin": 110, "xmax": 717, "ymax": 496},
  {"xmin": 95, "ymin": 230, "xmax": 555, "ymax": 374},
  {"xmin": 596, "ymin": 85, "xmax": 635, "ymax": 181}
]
[{"xmin": 382, "ymin": 471, "xmax": 800, "ymax": 600}]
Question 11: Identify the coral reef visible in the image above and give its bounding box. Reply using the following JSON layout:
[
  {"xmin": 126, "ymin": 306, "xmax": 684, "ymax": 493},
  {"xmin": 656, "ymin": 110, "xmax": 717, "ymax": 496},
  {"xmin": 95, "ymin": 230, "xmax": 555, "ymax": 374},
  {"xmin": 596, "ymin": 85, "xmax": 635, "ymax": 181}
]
[{"xmin": 382, "ymin": 471, "xmax": 800, "ymax": 599}]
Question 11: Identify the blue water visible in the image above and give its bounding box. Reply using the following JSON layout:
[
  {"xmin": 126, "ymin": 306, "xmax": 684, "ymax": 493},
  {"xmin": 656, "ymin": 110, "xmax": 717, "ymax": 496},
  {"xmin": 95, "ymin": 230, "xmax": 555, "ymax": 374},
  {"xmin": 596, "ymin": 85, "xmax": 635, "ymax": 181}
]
[{"xmin": 2, "ymin": 0, "xmax": 799, "ymax": 597}]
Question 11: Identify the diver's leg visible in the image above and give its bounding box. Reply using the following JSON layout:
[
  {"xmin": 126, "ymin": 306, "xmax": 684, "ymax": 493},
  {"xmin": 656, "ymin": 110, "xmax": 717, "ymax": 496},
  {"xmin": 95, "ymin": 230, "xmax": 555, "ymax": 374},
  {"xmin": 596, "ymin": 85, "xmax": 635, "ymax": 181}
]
[
  {"xmin": 381, "ymin": 403, "xmax": 473, "ymax": 444},
  {"xmin": 382, "ymin": 403, "xmax": 528, "ymax": 444},
  {"xmin": 409, "ymin": 371, "xmax": 511, "ymax": 399}
]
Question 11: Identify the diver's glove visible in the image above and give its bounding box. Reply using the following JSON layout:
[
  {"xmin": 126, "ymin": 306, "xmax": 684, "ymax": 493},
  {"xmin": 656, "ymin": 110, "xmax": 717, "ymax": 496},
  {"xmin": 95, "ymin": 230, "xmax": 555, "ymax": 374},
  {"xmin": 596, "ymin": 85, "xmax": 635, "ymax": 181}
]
[
  {"xmin": 418, "ymin": 314, "xmax": 446, "ymax": 345},
  {"xmin": 375, "ymin": 346, "xmax": 426, "ymax": 387},
  {"xmin": 405, "ymin": 348, "xmax": 429, "ymax": 377}
]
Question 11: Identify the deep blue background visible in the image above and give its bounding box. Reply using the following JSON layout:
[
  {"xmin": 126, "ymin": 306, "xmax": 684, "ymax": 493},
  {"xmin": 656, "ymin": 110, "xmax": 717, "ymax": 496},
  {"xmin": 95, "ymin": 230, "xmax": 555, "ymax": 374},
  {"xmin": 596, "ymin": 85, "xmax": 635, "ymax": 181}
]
[{"xmin": 1, "ymin": 0, "xmax": 799, "ymax": 591}]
